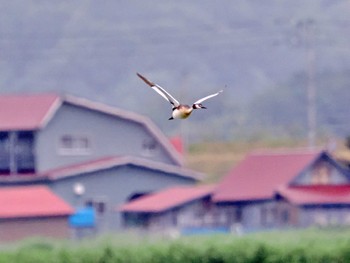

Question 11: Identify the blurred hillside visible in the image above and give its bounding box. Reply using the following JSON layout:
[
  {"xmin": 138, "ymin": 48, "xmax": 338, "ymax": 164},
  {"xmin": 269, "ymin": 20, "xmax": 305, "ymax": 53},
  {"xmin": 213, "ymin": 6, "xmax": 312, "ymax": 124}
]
[{"xmin": 1, "ymin": 1, "xmax": 350, "ymax": 142}]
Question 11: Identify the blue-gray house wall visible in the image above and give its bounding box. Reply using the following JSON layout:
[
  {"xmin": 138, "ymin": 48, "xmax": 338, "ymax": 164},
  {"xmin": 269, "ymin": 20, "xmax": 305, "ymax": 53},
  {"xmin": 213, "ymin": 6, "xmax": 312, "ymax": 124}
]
[
  {"xmin": 48, "ymin": 165, "xmax": 196, "ymax": 232},
  {"xmin": 36, "ymin": 102, "xmax": 179, "ymax": 172}
]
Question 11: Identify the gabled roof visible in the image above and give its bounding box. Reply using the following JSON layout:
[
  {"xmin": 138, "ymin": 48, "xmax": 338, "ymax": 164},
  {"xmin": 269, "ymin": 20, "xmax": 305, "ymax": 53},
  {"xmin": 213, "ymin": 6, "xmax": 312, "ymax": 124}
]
[
  {"xmin": 277, "ymin": 185, "xmax": 350, "ymax": 205},
  {"xmin": 0, "ymin": 186, "xmax": 73, "ymax": 219},
  {"xmin": 0, "ymin": 93, "xmax": 60, "ymax": 131},
  {"xmin": 44, "ymin": 156, "xmax": 202, "ymax": 181},
  {"xmin": 0, "ymin": 93, "xmax": 183, "ymax": 165},
  {"xmin": 119, "ymin": 185, "xmax": 215, "ymax": 213},
  {"xmin": 213, "ymin": 149, "xmax": 321, "ymax": 203}
]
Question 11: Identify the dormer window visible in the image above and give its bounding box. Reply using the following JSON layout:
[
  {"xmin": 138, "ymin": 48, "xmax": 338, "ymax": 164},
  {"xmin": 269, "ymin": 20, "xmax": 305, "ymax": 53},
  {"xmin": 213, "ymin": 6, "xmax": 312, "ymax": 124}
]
[{"xmin": 59, "ymin": 134, "xmax": 91, "ymax": 155}]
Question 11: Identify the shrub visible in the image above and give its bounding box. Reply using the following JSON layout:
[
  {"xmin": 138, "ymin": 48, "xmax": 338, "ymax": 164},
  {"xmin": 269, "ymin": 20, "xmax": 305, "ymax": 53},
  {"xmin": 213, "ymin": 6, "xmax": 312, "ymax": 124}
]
[{"xmin": 0, "ymin": 229, "xmax": 350, "ymax": 263}]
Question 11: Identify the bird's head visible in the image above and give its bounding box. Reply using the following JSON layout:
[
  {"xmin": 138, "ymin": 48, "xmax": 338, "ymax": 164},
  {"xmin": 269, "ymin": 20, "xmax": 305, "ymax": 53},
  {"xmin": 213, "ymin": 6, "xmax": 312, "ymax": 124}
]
[{"xmin": 192, "ymin": 103, "xmax": 207, "ymax": 109}]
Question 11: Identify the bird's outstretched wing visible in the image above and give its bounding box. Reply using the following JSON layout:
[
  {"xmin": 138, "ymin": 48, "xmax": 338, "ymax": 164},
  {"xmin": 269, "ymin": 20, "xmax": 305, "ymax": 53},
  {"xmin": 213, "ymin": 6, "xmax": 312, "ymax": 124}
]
[
  {"xmin": 193, "ymin": 90, "xmax": 223, "ymax": 104},
  {"xmin": 137, "ymin": 73, "xmax": 180, "ymax": 107}
]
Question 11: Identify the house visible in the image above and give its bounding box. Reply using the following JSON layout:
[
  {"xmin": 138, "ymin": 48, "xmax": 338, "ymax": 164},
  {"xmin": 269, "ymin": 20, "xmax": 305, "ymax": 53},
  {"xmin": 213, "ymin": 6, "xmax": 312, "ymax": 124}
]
[
  {"xmin": 0, "ymin": 93, "xmax": 183, "ymax": 174},
  {"xmin": 119, "ymin": 149, "xmax": 350, "ymax": 234},
  {"xmin": 213, "ymin": 149, "xmax": 350, "ymax": 231},
  {"xmin": 0, "ymin": 93, "xmax": 201, "ymax": 234},
  {"xmin": 119, "ymin": 185, "xmax": 217, "ymax": 234},
  {"xmin": 0, "ymin": 185, "xmax": 73, "ymax": 242},
  {"xmin": 276, "ymin": 185, "xmax": 350, "ymax": 227}
]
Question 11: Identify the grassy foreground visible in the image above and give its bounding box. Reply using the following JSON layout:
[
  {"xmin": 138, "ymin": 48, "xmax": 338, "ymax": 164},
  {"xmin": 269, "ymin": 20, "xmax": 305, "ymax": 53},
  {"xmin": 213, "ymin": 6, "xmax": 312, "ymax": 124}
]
[{"xmin": 1, "ymin": 228, "xmax": 350, "ymax": 263}]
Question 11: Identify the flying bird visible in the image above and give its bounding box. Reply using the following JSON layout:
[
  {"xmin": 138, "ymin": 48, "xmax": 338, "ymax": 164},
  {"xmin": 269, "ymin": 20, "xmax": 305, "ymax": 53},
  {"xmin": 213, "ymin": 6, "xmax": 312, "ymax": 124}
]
[{"xmin": 137, "ymin": 73, "xmax": 223, "ymax": 120}]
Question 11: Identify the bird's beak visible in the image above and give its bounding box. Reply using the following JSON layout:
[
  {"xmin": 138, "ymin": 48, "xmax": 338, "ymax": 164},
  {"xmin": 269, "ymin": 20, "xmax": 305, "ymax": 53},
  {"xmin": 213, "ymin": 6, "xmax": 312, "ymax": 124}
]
[{"xmin": 201, "ymin": 106, "xmax": 207, "ymax": 109}]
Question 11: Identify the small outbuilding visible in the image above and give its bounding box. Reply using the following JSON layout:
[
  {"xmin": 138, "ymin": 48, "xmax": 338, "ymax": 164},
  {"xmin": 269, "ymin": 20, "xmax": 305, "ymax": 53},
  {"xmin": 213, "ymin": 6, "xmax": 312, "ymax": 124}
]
[
  {"xmin": 119, "ymin": 185, "xmax": 218, "ymax": 234},
  {"xmin": 0, "ymin": 185, "xmax": 73, "ymax": 242}
]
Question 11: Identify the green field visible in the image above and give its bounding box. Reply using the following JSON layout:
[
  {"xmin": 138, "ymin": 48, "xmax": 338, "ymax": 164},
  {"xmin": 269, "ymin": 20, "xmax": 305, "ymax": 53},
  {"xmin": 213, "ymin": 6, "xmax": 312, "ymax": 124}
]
[{"xmin": 1, "ymin": 228, "xmax": 350, "ymax": 263}]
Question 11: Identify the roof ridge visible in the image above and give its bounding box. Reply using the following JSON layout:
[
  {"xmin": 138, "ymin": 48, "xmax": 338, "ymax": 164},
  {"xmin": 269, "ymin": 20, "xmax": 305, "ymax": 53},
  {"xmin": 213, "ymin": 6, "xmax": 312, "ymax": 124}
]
[
  {"xmin": 44, "ymin": 155, "xmax": 202, "ymax": 181},
  {"xmin": 119, "ymin": 184, "xmax": 216, "ymax": 213}
]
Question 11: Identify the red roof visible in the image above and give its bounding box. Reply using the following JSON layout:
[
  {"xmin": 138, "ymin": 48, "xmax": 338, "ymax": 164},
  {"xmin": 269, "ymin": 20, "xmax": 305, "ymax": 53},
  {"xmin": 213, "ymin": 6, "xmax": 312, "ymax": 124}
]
[
  {"xmin": 277, "ymin": 185, "xmax": 350, "ymax": 205},
  {"xmin": 119, "ymin": 185, "xmax": 215, "ymax": 213},
  {"xmin": 213, "ymin": 150, "xmax": 321, "ymax": 203},
  {"xmin": 0, "ymin": 186, "xmax": 73, "ymax": 218},
  {"xmin": 169, "ymin": 136, "xmax": 185, "ymax": 154},
  {"xmin": 0, "ymin": 93, "xmax": 60, "ymax": 131}
]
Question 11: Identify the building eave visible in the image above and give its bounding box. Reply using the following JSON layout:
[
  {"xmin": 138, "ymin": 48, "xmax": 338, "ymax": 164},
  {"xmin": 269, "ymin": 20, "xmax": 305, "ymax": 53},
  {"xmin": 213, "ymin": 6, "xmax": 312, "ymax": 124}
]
[{"xmin": 45, "ymin": 155, "xmax": 202, "ymax": 182}]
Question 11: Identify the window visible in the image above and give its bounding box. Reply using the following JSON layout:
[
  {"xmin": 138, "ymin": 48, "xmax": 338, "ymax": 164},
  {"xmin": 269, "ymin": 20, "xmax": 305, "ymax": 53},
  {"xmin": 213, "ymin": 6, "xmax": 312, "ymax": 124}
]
[
  {"xmin": 59, "ymin": 134, "xmax": 91, "ymax": 155},
  {"xmin": 281, "ymin": 209, "xmax": 290, "ymax": 224},
  {"xmin": 0, "ymin": 131, "xmax": 35, "ymax": 175},
  {"xmin": 142, "ymin": 138, "xmax": 157, "ymax": 156},
  {"xmin": 61, "ymin": 135, "xmax": 74, "ymax": 149},
  {"xmin": 0, "ymin": 132, "xmax": 10, "ymax": 173},
  {"xmin": 16, "ymin": 132, "xmax": 35, "ymax": 173},
  {"xmin": 85, "ymin": 197, "xmax": 107, "ymax": 215},
  {"xmin": 261, "ymin": 206, "xmax": 277, "ymax": 226},
  {"xmin": 171, "ymin": 212, "xmax": 178, "ymax": 226},
  {"xmin": 234, "ymin": 207, "xmax": 243, "ymax": 223}
]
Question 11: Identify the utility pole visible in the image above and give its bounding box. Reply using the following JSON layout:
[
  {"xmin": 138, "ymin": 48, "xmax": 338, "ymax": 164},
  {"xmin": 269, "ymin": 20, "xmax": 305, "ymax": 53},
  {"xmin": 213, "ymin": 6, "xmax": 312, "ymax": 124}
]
[
  {"xmin": 296, "ymin": 19, "xmax": 317, "ymax": 149},
  {"xmin": 307, "ymin": 40, "xmax": 316, "ymax": 149}
]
